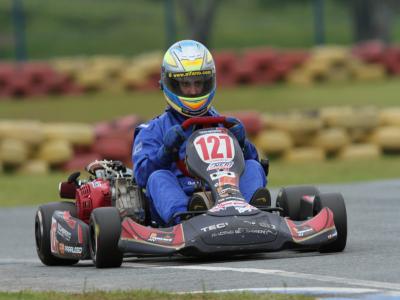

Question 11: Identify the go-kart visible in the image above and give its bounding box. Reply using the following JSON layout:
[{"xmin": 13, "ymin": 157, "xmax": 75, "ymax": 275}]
[{"xmin": 35, "ymin": 116, "xmax": 347, "ymax": 268}]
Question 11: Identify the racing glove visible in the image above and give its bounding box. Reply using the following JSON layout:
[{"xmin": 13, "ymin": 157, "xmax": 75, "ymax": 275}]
[
  {"xmin": 156, "ymin": 125, "xmax": 186, "ymax": 167},
  {"xmin": 226, "ymin": 117, "xmax": 246, "ymax": 149}
]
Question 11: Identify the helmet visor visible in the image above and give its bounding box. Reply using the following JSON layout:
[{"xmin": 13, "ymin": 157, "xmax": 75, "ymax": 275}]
[{"xmin": 164, "ymin": 70, "xmax": 215, "ymax": 98}]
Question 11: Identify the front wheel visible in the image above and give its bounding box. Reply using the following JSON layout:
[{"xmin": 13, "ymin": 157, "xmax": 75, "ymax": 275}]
[
  {"xmin": 89, "ymin": 207, "xmax": 123, "ymax": 268},
  {"xmin": 35, "ymin": 201, "xmax": 79, "ymax": 266},
  {"xmin": 315, "ymin": 193, "xmax": 347, "ymax": 253},
  {"xmin": 276, "ymin": 185, "xmax": 320, "ymax": 220}
]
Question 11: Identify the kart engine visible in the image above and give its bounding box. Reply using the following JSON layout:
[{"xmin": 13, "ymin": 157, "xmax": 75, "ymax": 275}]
[{"xmin": 62, "ymin": 160, "xmax": 146, "ymax": 224}]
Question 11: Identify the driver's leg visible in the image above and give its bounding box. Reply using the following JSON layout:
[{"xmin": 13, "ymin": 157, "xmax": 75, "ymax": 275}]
[
  {"xmin": 146, "ymin": 170, "xmax": 188, "ymax": 224},
  {"xmin": 239, "ymin": 159, "xmax": 267, "ymax": 202}
]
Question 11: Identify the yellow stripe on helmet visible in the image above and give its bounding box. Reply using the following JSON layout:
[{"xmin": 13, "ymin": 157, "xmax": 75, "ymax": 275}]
[
  {"xmin": 179, "ymin": 95, "xmax": 208, "ymax": 110},
  {"xmin": 180, "ymin": 58, "xmax": 204, "ymax": 71},
  {"xmin": 164, "ymin": 52, "xmax": 177, "ymax": 67},
  {"xmin": 163, "ymin": 94, "xmax": 211, "ymax": 117}
]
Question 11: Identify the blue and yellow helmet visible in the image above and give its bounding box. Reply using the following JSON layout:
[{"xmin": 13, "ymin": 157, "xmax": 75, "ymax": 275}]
[{"xmin": 161, "ymin": 40, "xmax": 216, "ymax": 117}]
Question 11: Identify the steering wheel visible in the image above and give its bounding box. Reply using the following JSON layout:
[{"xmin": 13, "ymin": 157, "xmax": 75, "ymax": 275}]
[
  {"xmin": 176, "ymin": 116, "xmax": 238, "ymax": 178},
  {"xmin": 181, "ymin": 116, "xmax": 237, "ymax": 131}
]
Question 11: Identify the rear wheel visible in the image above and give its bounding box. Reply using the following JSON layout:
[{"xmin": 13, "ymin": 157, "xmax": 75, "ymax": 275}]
[
  {"xmin": 35, "ymin": 201, "xmax": 79, "ymax": 266},
  {"xmin": 315, "ymin": 193, "xmax": 347, "ymax": 253},
  {"xmin": 276, "ymin": 185, "xmax": 320, "ymax": 220},
  {"xmin": 89, "ymin": 207, "xmax": 123, "ymax": 268}
]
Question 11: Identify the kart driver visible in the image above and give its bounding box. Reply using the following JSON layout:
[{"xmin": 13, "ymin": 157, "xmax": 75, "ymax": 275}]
[{"xmin": 132, "ymin": 40, "xmax": 269, "ymax": 225}]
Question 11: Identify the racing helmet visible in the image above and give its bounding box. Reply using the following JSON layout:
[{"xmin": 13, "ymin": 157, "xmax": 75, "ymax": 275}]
[{"xmin": 161, "ymin": 40, "xmax": 216, "ymax": 117}]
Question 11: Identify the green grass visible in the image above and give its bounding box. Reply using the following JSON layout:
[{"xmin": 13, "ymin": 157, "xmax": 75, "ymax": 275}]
[
  {"xmin": 3, "ymin": 0, "xmax": 400, "ymax": 59},
  {"xmin": 2, "ymin": 79, "xmax": 400, "ymax": 123},
  {"xmin": 0, "ymin": 291, "xmax": 313, "ymax": 300},
  {"xmin": 268, "ymin": 156, "xmax": 400, "ymax": 187},
  {"xmin": 0, "ymin": 173, "xmax": 66, "ymax": 207},
  {"xmin": 2, "ymin": 156, "xmax": 400, "ymax": 207}
]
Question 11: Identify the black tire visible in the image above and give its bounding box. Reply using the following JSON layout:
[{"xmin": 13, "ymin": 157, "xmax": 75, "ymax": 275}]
[
  {"xmin": 89, "ymin": 207, "xmax": 123, "ymax": 268},
  {"xmin": 35, "ymin": 201, "xmax": 79, "ymax": 266},
  {"xmin": 315, "ymin": 193, "xmax": 347, "ymax": 253},
  {"xmin": 276, "ymin": 185, "xmax": 320, "ymax": 220}
]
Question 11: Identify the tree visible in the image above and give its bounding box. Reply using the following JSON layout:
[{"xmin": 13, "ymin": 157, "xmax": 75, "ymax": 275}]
[
  {"xmin": 352, "ymin": 0, "xmax": 393, "ymax": 44},
  {"xmin": 178, "ymin": 0, "xmax": 219, "ymax": 47}
]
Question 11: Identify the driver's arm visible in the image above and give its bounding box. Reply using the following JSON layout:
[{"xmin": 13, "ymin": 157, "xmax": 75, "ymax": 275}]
[
  {"xmin": 132, "ymin": 123, "xmax": 185, "ymax": 188},
  {"xmin": 132, "ymin": 124, "xmax": 166, "ymax": 188},
  {"xmin": 243, "ymin": 139, "xmax": 260, "ymax": 161}
]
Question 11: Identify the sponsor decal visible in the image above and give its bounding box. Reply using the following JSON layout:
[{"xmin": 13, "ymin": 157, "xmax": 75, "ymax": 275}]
[
  {"xmin": 148, "ymin": 232, "xmax": 174, "ymax": 244},
  {"xmin": 64, "ymin": 246, "xmax": 82, "ymax": 254},
  {"xmin": 200, "ymin": 222, "xmax": 228, "ymax": 232},
  {"xmin": 243, "ymin": 220, "xmax": 256, "ymax": 226},
  {"xmin": 77, "ymin": 224, "xmax": 83, "ymax": 244},
  {"xmin": 294, "ymin": 226, "xmax": 314, "ymax": 237},
  {"xmin": 91, "ymin": 181, "xmax": 101, "ymax": 188},
  {"xmin": 258, "ymin": 222, "xmax": 277, "ymax": 230},
  {"xmin": 58, "ymin": 243, "xmax": 65, "ymax": 255},
  {"xmin": 210, "ymin": 170, "xmax": 236, "ymax": 181},
  {"xmin": 222, "ymin": 196, "xmax": 245, "ymax": 202},
  {"xmin": 237, "ymin": 228, "xmax": 274, "ymax": 235},
  {"xmin": 235, "ymin": 204, "xmax": 256, "ymax": 214},
  {"xmin": 328, "ymin": 231, "xmax": 338, "ymax": 239},
  {"xmin": 211, "ymin": 230, "xmax": 234, "ymax": 237},
  {"xmin": 63, "ymin": 211, "xmax": 76, "ymax": 229},
  {"xmin": 216, "ymin": 187, "xmax": 240, "ymax": 198},
  {"xmin": 209, "ymin": 200, "xmax": 257, "ymax": 214},
  {"xmin": 302, "ymin": 195, "xmax": 315, "ymax": 203},
  {"xmin": 57, "ymin": 223, "xmax": 72, "ymax": 241},
  {"xmin": 50, "ymin": 218, "xmax": 58, "ymax": 253},
  {"xmin": 252, "ymin": 229, "xmax": 274, "ymax": 235},
  {"xmin": 134, "ymin": 142, "xmax": 143, "ymax": 154},
  {"xmin": 218, "ymin": 176, "xmax": 238, "ymax": 187},
  {"xmin": 207, "ymin": 161, "xmax": 234, "ymax": 171},
  {"xmin": 242, "ymin": 221, "xmax": 277, "ymax": 233},
  {"xmin": 211, "ymin": 227, "xmax": 275, "ymax": 238},
  {"xmin": 169, "ymin": 70, "xmax": 212, "ymax": 78},
  {"xmin": 198, "ymin": 129, "xmax": 225, "ymax": 135}
]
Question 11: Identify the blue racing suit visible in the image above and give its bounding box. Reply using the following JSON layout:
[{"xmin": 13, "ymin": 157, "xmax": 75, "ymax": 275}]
[{"xmin": 132, "ymin": 107, "xmax": 267, "ymax": 225}]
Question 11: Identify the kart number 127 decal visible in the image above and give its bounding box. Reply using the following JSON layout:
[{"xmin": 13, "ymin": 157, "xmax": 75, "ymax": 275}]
[{"xmin": 194, "ymin": 133, "xmax": 235, "ymax": 163}]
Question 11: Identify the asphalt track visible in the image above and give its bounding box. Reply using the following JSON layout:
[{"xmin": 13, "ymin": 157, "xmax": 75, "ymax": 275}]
[{"xmin": 0, "ymin": 179, "xmax": 400, "ymax": 298}]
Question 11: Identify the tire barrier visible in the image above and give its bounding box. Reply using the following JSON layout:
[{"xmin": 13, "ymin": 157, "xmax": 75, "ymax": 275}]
[
  {"xmin": 120, "ymin": 52, "xmax": 162, "ymax": 91},
  {"xmin": 283, "ymin": 147, "xmax": 325, "ymax": 162},
  {"xmin": 311, "ymin": 128, "xmax": 350, "ymax": 154},
  {"xmin": 352, "ymin": 41, "xmax": 400, "ymax": 76},
  {"xmin": 0, "ymin": 138, "xmax": 30, "ymax": 166},
  {"xmin": 37, "ymin": 140, "xmax": 74, "ymax": 165},
  {"xmin": 224, "ymin": 111, "xmax": 263, "ymax": 136},
  {"xmin": 262, "ymin": 112, "xmax": 323, "ymax": 146},
  {"xmin": 0, "ymin": 62, "xmax": 82, "ymax": 98},
  {"xmin": 253, "ymin": 129, "xmax": 293, "ymax": 156},
  {"xmin": 287, "ymin": 46, "xmax": 386, "ymax": 86},
  {"xmin": 0, "ymin": 120, "xmax": 44, "ymax": 146},
  {"xmin": 4, "ymin": 107, "xmax": 400, "ymax": 173},
  {"xmin": 337, "ymin": 144, "xmax": 381, "ymax": 160},
  {"xmin": 92, "ymin": 137, "xmax": 131, "ymax": 162},
  {"xmin": 62, "ymin": 153, "xmax": 102, "ymax": 172},
  {"xmin": 369, "ymin": 126, "xmax": 400, "ymax": 152},
  {"xmin": 3, "ymin": 43, "xmax": 400, "ymax": 99},
  {"xmin": 43, "ymin": 123, "xmax": 94, "ymax": 146},
  {"xmin": 379, "ymin": 108, "xmax": 400, "ymax": 126},
  {"xmin": 17, "ymin": 160, "xmax": 49, "ymax": 175},
  {"xmin": 320, "ymin": 106, "xmax": 379, "ymax": 130}
]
